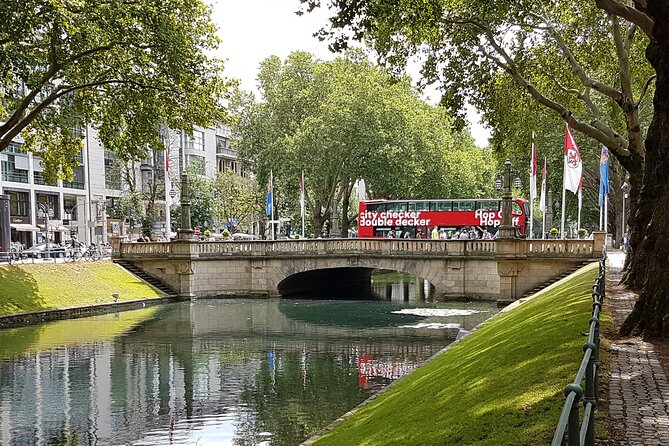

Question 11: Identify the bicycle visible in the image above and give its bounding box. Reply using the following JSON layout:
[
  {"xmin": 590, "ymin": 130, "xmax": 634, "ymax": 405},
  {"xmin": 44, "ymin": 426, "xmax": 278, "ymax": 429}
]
[
  {"xmin": 83, "ymin": 244, "xmax": 102, "ymax": 261},
  {"xmin": 66, "ymin": 245, "xmax": 84, "ymax": 262},
  {"xmin": 8, "ymin": 248, "xmax": 24, "ymax": 264}
]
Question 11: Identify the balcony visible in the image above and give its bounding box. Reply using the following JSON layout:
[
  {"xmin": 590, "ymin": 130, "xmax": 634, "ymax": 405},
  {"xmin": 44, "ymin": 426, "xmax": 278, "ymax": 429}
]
[{"xmin": 216, "ymin": 147, "xmax": 237, "ymax": 157}]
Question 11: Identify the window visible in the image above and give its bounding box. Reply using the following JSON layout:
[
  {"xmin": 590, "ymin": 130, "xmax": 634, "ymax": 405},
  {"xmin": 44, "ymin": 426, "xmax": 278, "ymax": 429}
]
[
  {"xmin": 8, "ymin": 191, "xmax": 30, "ymax": 217},
  {"xmin": 216, "ymin": 135, "xmax": 228, "ymax": 151},
  {"xmin": 431, "ymin": 201, "xmax": 452, "ymax": 211},
  {"xmin": 185, "ymin": 130, "xmax": 205, "ymax": 151},
  {"xmin": 187, "ymin": 154, "xmax": 206, "ymax": 175},
  {"xmin": 386, "ymin": 202, "xmax": 407, "ymax": 211},
  {"xmin": 63, "ymin": 165, "xmax": 85, "ymax": 189},
  {"xmin": 408, "ymin": 201, "xmax": 430, "ymax": 211},
  {"xmin": 1, "ymin": 155, "xmax": 29, "ymax": 183},
  {"xmin": 452, "ymin": 201, "xmax": 474, "ymax": 211},
  {"xmin": 512, "ymin": 202, "xmax": 522, "ymax": 215},
  {"xmin": 477, "ymin": 200, "xmax": 500, "ymax": 211},
  {"xmin": 104, "ymin": 150, "xmax": 122, "ymax": 190},
  {"xmin": 5, "ymin": 141, "xmax": 23, "ymax": 153}
]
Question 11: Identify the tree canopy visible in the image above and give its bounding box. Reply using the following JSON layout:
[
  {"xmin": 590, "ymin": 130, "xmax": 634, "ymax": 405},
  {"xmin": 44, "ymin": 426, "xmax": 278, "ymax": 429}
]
[
  {"xmin": 299, "ymin": 0, "xmax": 669, "ymax": 337},
  {"xmin": 0, "ymin": 0, "xmax": 231, "ymax": 181},
  {"xmin": 231, "ymin": 51, "xmax": 493, "ymax": 236}
]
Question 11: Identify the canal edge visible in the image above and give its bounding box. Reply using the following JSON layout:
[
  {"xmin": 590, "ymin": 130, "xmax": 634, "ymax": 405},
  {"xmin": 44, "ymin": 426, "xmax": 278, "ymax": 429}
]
[
  {"xmin": 0, "ymin": 296, "xmax": 178, "ymax": 330},
  {"xmin": 299, "ymin": 262, "xmax": 597, "ymax": 446}
]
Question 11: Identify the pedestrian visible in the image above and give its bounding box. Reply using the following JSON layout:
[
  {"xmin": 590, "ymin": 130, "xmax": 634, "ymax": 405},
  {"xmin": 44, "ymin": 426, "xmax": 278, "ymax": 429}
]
[
  {"xmin": 622, "ymin": 233, "xmax": 629, "ymax": 253},
  {"xmin": 431, "ymin": 227, "xmax": 439, "ymax": 240}
]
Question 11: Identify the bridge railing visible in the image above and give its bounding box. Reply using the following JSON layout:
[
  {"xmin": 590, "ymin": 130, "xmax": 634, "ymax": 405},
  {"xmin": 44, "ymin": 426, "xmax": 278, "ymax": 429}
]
[
  {"xmin": 117, "ymin": 238, "xmax": 501, "ymax": 258},
  {"xmin": 551, "ymin": 253, "xmax": 606, "ymax": 446},
  {"xmin": 116, "ymin": 237, "xmax": 599, "ymax": 259}
]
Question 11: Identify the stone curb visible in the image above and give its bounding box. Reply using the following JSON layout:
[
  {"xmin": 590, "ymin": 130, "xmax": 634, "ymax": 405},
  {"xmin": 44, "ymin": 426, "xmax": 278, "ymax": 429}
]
[{"xmin": 0, "ymin": 296, "xmax": 177, "ymax": 329}]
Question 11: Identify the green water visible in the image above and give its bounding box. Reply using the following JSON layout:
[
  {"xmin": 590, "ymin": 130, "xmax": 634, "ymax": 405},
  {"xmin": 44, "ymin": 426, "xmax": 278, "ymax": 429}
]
[{"xmin": 0, "ymin": 294, "xmax": 498, "ymax": 445}]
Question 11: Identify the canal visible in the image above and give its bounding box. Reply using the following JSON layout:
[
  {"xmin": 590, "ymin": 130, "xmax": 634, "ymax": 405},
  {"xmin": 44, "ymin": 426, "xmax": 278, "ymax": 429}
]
[{"xmin": 0, "ymin": 275, "xmax": 499, "ymax": 445}]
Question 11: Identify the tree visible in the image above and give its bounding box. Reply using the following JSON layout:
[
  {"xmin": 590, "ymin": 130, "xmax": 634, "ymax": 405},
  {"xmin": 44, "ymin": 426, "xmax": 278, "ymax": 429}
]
[
  {"xmin": 0, "ymin": 0, "xmax": 231, "ymax": 181},
  {"xmin": 210, "ymin": 171, "xmax": 261, "ymax": 234},
  {"xmin": 299, "ymin": 0, "xmax": 669, "ymax": 336},
  {"xmin": 593, "ymin": 0, "xmax": 669, "ymax": 337},
  {"xmin": 232, "ymin": 51, "xmax": 490, "ymax": 237}
]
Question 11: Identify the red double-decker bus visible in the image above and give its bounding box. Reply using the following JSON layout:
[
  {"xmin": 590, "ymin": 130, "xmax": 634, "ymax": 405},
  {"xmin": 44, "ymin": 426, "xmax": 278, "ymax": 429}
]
[{"xmin": 357, "ymin": 198, "xmax": 530, "ymax": 238}]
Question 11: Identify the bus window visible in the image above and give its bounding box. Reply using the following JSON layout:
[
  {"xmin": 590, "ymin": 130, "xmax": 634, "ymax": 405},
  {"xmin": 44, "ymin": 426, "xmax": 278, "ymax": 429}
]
[
  {"xmin": 477, "ymin": 200, "xmax": 499, "ymax": 211},
  {"xmin": 387, "ymin": 202, "xmax": 407, "ymax": 211},
  {"xmin": 454, "ymin": 201, "xmax": 474, "ymax": 211},
  {"xmin": 431, "ymin": 201, "xmax": 452, "ymax": 211},
  {"xmin": 409, "ymin": 201, "xmax": 430, "ymax": 211},
  {"xmin": 512, "ymin": 202, "xmax": 522, "ymax": 215},
  {"xmin": 367, "ymin": 203, "xmax": 379, "ymax": 212}
]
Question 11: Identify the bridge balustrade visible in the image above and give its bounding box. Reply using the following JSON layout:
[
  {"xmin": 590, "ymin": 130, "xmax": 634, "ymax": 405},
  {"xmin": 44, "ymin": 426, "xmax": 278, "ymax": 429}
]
[
  {"xmin": 117, "ymin": 238, "xmax": 508, "ymax": 259},
  {"xmin": 526, "ymin": 240, "xmax": 595, "ymax": 256},
  {"xmin": 117, "ymin": 238, "xmax": 599, "ymax": 260}
]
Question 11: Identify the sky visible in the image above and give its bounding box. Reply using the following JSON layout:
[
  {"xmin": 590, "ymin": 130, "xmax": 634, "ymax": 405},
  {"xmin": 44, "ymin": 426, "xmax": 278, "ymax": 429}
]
[{"xmin": 209, "ymin": 0, "xmax": 491, "ymax": 147}]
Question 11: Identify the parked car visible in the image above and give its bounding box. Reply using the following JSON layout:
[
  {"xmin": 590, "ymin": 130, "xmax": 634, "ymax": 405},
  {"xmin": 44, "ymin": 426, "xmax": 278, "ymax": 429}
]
[{"xmin": 23, "ymin": 243, "xmax": 66, "ymax": 259}]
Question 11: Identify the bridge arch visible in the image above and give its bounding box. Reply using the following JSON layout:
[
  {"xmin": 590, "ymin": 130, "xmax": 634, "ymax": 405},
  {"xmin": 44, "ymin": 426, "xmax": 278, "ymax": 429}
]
[{"xmin": 266, "ymin": 257, "xmax": 453, "ymax": 299}]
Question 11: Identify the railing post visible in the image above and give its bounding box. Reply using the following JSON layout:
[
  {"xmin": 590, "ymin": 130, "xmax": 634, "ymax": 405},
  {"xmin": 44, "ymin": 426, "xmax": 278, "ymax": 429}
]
[
  {"xmin": 583, "ymin": 342, "xmax": 597, "ymax": 446},
  {"xmin": 564, "ymin": 383, "xmax": 583, "ymax": 446}
]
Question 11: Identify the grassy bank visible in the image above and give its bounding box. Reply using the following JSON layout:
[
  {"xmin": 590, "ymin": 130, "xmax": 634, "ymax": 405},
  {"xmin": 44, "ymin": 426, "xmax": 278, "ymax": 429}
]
[
  {"xmin": 312, "ymin": 263, "xmax": 601, "ymax": 446},
  {"xmin": 0, "ymin": 261, "xmax": 164, "ymax": 316}
]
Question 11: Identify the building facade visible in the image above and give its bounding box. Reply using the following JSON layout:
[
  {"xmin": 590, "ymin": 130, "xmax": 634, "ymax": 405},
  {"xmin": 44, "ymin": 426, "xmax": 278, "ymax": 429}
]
[{"xmin": 0, "ymin": 123, "xmax": 238, "ymax": 249}]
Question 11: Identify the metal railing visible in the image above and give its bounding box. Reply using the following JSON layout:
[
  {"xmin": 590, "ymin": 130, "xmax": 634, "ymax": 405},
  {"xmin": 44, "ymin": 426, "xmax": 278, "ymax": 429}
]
[{"xmin": 551, "ymin": 253, "xmax": 606, "ymax": 446}]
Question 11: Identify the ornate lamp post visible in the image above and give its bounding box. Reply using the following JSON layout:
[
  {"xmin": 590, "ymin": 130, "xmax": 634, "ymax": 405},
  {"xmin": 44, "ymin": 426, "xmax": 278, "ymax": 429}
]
[
  {"xmin": 37, "ymin": 203, "xmax": 54, "ymax": 258},
  {"xmin": 168, "ymin": 187, "xmax": 177, "ymax": 240},
  {"xmin": 496, "ymin": 159, "xmax": 519, "ymax": 239},
  {"xmin": 177, "ymin": 172, "xmax": 194, "ymax": 240}
]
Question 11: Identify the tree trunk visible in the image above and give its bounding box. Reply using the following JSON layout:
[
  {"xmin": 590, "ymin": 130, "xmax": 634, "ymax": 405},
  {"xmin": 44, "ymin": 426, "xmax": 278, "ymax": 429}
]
[
  {"xmin": 340, "ymin": 180, "xmax": 354, "ymax": 237},
  {"xmin": 621, "ymin": 8, "xmax": 669, "ymax": 337}
]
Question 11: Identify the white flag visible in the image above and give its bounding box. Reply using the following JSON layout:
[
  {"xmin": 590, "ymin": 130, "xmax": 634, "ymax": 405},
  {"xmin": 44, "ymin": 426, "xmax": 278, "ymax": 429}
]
[
  {"xmin": 563, "ymin": 126, "xmax": 582, "ymax": 194},
  {"xmin": 530, "ymin": 132, "xmax": 537, "ymax": 201},
  {"xmin": 300, "ymin": 171, "xmax": 305, "ymax": 219}
]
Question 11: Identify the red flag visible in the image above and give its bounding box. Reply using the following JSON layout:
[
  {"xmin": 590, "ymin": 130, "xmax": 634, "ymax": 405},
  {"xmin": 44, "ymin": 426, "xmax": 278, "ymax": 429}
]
[{"xmin": 564, "ymin": 126, "xmax": 582, "ymax": 194}]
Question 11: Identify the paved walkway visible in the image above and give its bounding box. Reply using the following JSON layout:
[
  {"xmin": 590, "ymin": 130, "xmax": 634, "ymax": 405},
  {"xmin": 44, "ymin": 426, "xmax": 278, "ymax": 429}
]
[{"xmin": 606, "ymin": 252, "xmax": 669, "ymax": 445}]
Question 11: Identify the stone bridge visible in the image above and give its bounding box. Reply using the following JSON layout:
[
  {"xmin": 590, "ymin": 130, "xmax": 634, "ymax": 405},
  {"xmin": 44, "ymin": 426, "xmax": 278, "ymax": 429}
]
[{"xmin": 112, "ymin": 232, "xmax": 605, "ymax": 302}]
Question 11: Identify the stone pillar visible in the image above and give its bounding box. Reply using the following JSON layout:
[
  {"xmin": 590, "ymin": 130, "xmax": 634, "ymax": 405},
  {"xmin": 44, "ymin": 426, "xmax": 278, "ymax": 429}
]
[
  {"xmin": 496, "ymin": 238, "xmax": 527, "ymax": 303},
  {"xmin": 110, "ymin": 235, "xmax": 124, "ymax": 259},
  {"xmin": 591, "ymin": 231, "xmax": 606, "ymax": 256},
  {"xmin": 177, "ymin": 172, "xmax": 194, "ymax": 240},
  {"xmin": 497, "ymin": 159, "xmax": 516, "ymax": 239},
  {"xmin": 497, "ymin": 260, "xmax": 527, "ymax": 303}
]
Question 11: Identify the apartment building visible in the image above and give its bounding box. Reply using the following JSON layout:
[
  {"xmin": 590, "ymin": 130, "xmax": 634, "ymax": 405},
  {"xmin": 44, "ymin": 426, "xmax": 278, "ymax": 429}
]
[{"xmin": 0, "ymin": 124, "xmax": 238, "ymax": 249}]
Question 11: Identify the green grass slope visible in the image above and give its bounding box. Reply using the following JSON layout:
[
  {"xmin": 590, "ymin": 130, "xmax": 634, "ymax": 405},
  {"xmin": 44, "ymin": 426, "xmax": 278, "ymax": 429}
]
[
  {"xmin": 313, "ymin": 263, "xmax": 599, "ymax": 446},
  {"xmin": 0, "ymin": 261, "xmax": 164, "ymax": 316}
]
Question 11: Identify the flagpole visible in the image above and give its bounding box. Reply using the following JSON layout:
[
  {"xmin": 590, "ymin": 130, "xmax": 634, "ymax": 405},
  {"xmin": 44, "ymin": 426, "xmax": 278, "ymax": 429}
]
[
  {"xmin": 577, "ymin": 187, "xmax": 581, "ymax": 232},
  {"xmin": 270, "ymin": 171, "xmax": 275, "ymax": 240},
  {"xmin": 604, "ymin": 195, "xmax": 608, "ymax": 234},
  {"xmin": 560, "ymin": 183, "xmax": 567, "ymax": 238},
  {"xmin": 300, "ymin": 171, "xmax": 305, "ymax": 239},
  {"xmin": 165, "ymin": 148, "xmax": 171, "ymax": 241},
  {"xmin": 529, "ymin": 132, "xmax": 535, "ymax": 239}
]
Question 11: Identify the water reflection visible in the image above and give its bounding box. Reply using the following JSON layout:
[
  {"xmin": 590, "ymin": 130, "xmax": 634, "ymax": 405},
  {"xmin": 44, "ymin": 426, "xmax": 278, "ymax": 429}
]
[
  {"xmin": 0, "ymin": 293, "xmax": 498, "ymax": 445},
  {"xmin": 371, "ymin": 271, "xmax": 437, "ymax": 302}
]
